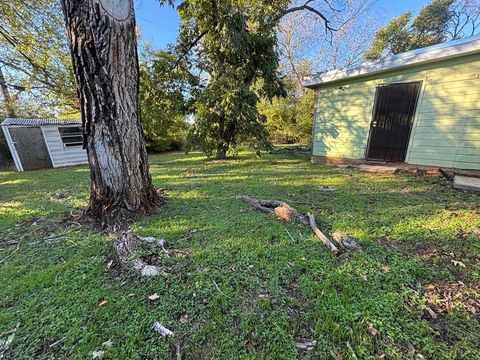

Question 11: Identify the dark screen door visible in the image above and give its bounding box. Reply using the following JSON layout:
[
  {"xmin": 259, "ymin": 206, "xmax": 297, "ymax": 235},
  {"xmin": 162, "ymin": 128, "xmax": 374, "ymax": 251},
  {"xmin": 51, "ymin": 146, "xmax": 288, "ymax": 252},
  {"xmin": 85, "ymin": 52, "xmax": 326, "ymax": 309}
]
[{"xmin": 366, "ymin": 82, "xmax": 422, "ymax": 162}]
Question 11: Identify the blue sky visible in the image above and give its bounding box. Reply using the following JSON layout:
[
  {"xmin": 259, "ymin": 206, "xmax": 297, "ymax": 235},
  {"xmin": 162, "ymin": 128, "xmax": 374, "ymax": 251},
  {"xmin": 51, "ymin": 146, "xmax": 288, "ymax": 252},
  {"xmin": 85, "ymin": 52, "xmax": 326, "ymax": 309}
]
[{"xmin": 135, "ymin": 0, "xmax": 431, "ymax": 49}]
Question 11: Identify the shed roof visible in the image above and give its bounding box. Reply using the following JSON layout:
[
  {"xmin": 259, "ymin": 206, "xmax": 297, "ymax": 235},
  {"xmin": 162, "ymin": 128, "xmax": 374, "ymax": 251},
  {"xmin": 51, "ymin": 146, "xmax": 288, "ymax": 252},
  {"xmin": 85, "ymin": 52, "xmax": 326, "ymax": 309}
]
[
  {"xmin": 303, "ymin": 34, "xmax": 480, "ymax": 88},
  {"xmin": 1, "ymin": 118, "xmax": 81, "ymax": 126}
]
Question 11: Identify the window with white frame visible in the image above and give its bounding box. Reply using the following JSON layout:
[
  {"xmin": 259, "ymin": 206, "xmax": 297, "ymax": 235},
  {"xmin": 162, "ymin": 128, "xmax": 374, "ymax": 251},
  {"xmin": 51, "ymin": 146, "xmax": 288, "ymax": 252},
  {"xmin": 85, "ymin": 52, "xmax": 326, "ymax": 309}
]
[{"xmin": 58, "ymin": 126, "xmax": 83, "ymax": 147}]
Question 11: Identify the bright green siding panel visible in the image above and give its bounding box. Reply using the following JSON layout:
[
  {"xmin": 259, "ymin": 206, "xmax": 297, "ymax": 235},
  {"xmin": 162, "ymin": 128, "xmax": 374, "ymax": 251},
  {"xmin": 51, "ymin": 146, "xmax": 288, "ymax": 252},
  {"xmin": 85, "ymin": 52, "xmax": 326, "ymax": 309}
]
[{"xmin": 312, "ymin": 53, "xmax": 480, "ymax": 170}]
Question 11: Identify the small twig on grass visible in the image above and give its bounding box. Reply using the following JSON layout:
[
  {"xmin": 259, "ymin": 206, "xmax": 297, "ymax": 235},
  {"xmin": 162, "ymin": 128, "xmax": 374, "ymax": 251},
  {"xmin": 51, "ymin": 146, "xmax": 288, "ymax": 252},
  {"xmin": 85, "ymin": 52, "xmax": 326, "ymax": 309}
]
[
  {"xmin": 438, "ymin": 168, "xmax": 453, "ymax": 181},
  {"xmin": 175, "ymin": 342, "xmax": 182, "ymax": 360},
  {"xmin": 0, "ymin": 323, "xmax": 19, "ymax": 358},
  {"xmin": 49, "ymin": 337, "xmax": 66, "ymax": 348},
  {"xmin": 285, "ymin": 228, "xmax": 296, "ymax": 243},
  {"xmin": 0, "ymin": 241, "xmax": 20, "ymax": 264},
  {"xmin": 27, "ymin": 236, "xmax": 67, "ymax": 246},
  {"xmin": 346, "ymin": 341, "xmax": 358, "ymax": 360},
  {"xmin": 307, "ymin": 213, "xmax": 339, "ymax": 255}
]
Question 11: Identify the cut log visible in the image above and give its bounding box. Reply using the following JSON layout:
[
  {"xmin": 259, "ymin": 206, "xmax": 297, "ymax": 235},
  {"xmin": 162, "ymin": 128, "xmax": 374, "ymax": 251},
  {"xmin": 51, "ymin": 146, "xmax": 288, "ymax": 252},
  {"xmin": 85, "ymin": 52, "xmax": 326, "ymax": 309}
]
[{"xmin": 307, "ymin": 213, "xmax": 339, "ymax": 255}]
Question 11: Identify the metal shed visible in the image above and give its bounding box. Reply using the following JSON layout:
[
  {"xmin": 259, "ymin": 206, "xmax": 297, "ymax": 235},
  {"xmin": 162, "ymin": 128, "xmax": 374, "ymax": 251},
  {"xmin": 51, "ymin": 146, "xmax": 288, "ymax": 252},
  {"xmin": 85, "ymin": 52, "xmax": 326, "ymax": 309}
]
[
  {"xmin": 304, "ymin": 35, "xmax": 480, "ymax": 171},
  {"xmin": 1, "ymin": 118, "xmax": 88, "ymax": 171}
]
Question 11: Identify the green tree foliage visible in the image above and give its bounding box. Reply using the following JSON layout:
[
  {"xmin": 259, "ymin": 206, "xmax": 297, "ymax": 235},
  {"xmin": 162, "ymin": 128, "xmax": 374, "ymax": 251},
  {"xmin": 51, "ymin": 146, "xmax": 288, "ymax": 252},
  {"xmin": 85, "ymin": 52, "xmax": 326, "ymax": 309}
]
[
  {"xmin": 0, "ymin": 0, "xmax": 77, "ymax": 115},
  {"xmin": 139, "ymin": 48, "xmax": 197, "ymax": 152},
  {"xmin": 365, "ymin": 0, "xmax": 456, "ymax": 59},
  {"xmin": 258, "ymin": 78, "xmax": 314, "ymax": 144},
  {"xmin": 179, "ymin": 0, "xmax": 294, "ymax": 159}
]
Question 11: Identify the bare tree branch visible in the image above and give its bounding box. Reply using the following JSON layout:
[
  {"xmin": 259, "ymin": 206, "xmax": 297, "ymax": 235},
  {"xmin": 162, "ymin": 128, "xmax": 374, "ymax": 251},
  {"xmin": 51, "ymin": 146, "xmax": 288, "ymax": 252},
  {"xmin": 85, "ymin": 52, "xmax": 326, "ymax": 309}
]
[{"xmin": 279, "ymin": 1, "xmax": 337, "ymax": 33}]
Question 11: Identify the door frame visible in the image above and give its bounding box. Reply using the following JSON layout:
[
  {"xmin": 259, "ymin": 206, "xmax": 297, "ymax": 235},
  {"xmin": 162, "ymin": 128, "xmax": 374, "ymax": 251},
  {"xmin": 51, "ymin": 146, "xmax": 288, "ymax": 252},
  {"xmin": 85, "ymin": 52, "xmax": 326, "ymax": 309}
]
[{"xmin": 364, "ymin": 79, "xmax": 426, "ymax": 162}]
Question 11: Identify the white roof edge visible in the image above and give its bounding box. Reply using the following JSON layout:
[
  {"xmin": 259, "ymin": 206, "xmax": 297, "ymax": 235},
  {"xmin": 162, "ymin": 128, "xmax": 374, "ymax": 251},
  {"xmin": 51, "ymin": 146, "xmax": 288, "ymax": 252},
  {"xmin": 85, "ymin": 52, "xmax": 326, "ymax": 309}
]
[{"xmin": 303, "ymin": 34, "xmax": 480, "ymax": 88}]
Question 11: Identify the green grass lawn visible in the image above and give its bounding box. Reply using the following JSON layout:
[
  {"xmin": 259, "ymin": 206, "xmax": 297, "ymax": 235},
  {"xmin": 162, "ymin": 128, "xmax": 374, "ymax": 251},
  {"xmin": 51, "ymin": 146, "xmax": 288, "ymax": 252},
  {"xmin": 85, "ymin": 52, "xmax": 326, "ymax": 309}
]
[{"xmin": 1, "ymin": 151, "xmax": 479, "ymax": 359}]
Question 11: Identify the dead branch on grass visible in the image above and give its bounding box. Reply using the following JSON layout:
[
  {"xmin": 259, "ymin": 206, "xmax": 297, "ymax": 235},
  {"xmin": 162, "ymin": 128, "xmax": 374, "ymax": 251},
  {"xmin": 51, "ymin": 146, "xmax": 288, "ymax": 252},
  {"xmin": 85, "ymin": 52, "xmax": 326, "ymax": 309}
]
[
  {"xmin": 238, "ymin": 195, "xmax": 361, "ymax": 255},
  {"xmin": 307, "ymin": 213, "xmax": 339, "ymax": 255}
]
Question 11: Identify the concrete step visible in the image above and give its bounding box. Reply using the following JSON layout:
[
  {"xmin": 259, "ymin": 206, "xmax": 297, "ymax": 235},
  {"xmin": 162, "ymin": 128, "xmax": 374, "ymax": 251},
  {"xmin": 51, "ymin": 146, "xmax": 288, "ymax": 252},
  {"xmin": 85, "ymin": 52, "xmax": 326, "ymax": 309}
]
[
  {"xmin": 357, "ymin": 164, "xmax": 399, "ymax": 174},
  {"xmin": 453, "ymin": 175, "xmax": 480, "ymax": 192}
]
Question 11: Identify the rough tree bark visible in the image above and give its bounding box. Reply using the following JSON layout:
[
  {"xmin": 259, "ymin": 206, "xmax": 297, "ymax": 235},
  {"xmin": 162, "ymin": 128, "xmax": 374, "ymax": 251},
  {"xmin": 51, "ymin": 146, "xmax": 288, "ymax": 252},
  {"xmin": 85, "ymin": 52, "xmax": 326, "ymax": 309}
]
[
  {"xmin": 0, "ymin": 66, "xmax": 13, "ymax": 165},
  {"xmin": 61, "ymin": 0, "xmax": 162, "ymax": 231},
  {"xmin": 216, "ymin": 142, "xmax": 228, "ymax": 160},
  {"xmin": 0, "ymin": 67, "xmax": 15, "ymax": 118}
]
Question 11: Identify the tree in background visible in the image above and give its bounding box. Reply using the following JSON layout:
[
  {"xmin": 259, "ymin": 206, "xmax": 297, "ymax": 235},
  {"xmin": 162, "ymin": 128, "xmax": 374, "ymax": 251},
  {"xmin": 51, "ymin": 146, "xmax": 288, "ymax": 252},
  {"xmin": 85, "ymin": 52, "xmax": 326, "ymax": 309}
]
[
  {"xmin": 139, "ymin": 47, "xmax": 197, "ymax": 152},
  {"xmin": 0, "ymin": 1, "xmax": 77, "ymax": 114},
  {"xmin": 181, "ymin": 1, "xmax": 286, "ymax": 159},
  {"xmin": 260, "ymin": 0, "xmax": 379, "ymax": 145},
  {"xmin": 365, "ymin": 0, "xmax": 480, "ymax": 59},
  {"xmin": 258, "ymin": 77, "xmax": 314, "ymax": 144},
  {"xmin": 179, "ymin": 0, "xmax": 340, "ymax": 159},
  {"xmin": 448, "ymin": 0, "xmax": 480, "ymax": 38}
]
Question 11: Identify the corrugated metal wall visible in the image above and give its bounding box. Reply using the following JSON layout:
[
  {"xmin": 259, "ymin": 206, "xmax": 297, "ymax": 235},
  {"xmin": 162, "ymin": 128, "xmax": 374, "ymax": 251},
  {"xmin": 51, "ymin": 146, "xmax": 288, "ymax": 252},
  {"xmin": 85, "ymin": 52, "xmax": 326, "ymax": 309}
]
[
  {"xmin": 42, "ymin": 126, "xmax": 88, "ymax": 168},
  {"xmin": 312, "ymin": 53, "xmax": 480, "ymax": 170}
]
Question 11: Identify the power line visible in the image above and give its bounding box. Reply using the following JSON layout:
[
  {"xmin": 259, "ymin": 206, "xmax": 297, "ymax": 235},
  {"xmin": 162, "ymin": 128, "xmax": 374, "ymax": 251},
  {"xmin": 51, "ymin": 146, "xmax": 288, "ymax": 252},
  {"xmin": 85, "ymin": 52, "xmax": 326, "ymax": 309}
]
[{"xmin": 138, "ymin": 17, "xmax": 178, "ymax": 33}]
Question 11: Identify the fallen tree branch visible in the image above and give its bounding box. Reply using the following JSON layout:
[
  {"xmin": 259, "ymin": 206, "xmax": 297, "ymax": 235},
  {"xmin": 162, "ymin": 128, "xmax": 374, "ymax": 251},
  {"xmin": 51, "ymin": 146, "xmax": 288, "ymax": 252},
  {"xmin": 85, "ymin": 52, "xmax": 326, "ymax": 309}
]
[
  {"xmin": 307, "ymin": 213, "xmax": 339, "ymax": 255},
  {"xmin": 238, "ymin": 196, "xmax": 351, "ymax": 255}
]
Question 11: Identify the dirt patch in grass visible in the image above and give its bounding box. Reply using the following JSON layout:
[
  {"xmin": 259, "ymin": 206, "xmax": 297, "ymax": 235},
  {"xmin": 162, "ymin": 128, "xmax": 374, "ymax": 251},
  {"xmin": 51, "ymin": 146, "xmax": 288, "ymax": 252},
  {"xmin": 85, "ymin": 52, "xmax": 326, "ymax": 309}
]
[
  {"xmin": 424, "ymin": 282, "xmax": 480, "ymax": 316},
  {"xmin": 375, "ymin": 237, "xmax": 401, "ymax": 251}
]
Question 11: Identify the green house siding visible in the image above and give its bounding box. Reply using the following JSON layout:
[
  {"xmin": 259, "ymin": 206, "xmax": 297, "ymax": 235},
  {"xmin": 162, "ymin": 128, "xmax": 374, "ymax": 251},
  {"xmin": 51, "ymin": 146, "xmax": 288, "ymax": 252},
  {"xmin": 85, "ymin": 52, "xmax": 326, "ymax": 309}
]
[{"xmin": 312, "ymin": 53, "xmax": 480, "ymax": 170}]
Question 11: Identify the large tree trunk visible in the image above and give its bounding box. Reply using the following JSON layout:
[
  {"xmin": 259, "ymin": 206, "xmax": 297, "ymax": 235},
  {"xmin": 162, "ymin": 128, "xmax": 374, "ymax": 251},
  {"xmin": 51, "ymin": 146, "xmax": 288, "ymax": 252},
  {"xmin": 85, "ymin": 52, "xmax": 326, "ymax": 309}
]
[
  {"xmin": 215, "ymin": 142, "xmax": 228, "ymax": 160},
  {"xmin": 61, "ymin": 0, "xmax": 162, "ymax": 231},
  {"xmin": 0, "ymin": 67, "xmax": 15, "ymax": 118}
]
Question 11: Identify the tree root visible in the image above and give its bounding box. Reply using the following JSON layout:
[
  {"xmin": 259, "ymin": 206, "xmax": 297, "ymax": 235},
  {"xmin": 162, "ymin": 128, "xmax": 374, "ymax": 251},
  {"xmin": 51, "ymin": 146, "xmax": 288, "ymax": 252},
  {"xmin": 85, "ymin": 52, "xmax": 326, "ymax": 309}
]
[
  {"xmin": 238, "ymin": 195, "xmax": 362, "ymax": 255},
  {"xmin": 81, "ymin": 189, "xmax": 165, "ymax": 232},
  {"xmin": 113, "ymin": 232, "xmax": 168, "ymax": 276}
]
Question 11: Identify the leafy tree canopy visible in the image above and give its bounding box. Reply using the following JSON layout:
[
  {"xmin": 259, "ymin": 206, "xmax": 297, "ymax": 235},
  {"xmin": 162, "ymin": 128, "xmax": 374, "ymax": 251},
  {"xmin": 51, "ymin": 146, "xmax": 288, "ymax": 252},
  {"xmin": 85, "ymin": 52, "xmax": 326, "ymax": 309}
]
[
  {"xmin": 258, "ymin": 77, "xmax": 314, "ymax": 145},
  {"xmin": 0, "ymin": 0, "xmax": 77, "ymax": 116},
  {"xmin": 179, "ymin": 0, "xmax": 294, "ymax": 159},
  {"xmin": 139, "ymin": 46, "xmax": 198, "ymax": 152},
  {"xmin": 364, "ymin": 0, "xmax": 455, "ymax": 59}
]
